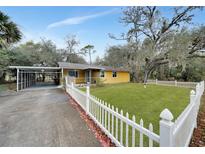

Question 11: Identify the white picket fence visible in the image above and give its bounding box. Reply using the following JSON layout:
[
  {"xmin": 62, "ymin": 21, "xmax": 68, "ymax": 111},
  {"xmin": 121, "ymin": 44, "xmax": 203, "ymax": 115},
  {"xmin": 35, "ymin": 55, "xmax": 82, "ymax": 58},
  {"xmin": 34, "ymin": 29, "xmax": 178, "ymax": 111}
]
[
  {"xmin": 65, "ymin": 77, "xmax": 204, "ymax": 147},
  {"xmin": 147, "ymin": 79, "xmax": 197, "ymax": 88},
  {"xmin": 171, "ymin": 81, "xmax": 204, "ymax": 146},
  {"xmin": 65, "ymin": 78, "xmax": 159, "ymax": 147}
]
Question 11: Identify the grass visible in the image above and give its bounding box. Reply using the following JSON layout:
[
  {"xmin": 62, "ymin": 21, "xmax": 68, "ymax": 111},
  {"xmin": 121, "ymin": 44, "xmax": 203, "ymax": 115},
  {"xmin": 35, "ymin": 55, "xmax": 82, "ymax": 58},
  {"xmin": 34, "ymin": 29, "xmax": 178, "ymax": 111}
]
[
  {"xmin": 0, "ymin": 83, "xmax": 16, "ymax": 92},
  {"xmin": 0, "ymin": 84, "xmax": 7, "ymax": 92},
  {"xmin": 80, "ymin": 83, "xmax": 191, "ymax": 146}
]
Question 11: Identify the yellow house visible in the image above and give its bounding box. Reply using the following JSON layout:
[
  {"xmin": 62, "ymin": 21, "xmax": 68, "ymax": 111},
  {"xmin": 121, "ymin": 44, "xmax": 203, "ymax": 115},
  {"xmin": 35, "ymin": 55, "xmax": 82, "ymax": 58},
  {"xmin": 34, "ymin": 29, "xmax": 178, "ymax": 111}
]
[{"xmin": 58, "ymin": 62, "xmax": 130, "ymax": 84}]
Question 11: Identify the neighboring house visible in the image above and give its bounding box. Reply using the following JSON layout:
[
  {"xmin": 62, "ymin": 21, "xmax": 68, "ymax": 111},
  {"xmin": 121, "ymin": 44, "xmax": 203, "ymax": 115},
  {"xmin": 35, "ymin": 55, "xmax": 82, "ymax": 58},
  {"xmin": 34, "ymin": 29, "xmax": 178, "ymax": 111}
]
[{"xmin": 59, "ymin": 62, "xmax": 130, "ymax": 84}]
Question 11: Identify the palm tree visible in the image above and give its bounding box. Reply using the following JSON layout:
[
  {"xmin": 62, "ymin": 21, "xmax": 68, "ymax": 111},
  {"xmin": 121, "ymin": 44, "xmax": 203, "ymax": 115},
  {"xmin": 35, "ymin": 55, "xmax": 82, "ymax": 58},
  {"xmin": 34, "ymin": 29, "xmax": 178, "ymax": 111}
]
[{"xmin": 0, "ymin": 11, "xmax": 22, "ymax": 48}]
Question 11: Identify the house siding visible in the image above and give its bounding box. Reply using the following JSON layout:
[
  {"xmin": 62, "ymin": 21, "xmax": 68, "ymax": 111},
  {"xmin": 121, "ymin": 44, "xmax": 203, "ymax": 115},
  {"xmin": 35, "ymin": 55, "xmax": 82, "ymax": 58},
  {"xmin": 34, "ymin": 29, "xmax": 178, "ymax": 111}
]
[
  {"xmin": 63, "ymin": 69, "xmax": 85, "ymax": 84},
  {"xmin": 75, "ymin": 70, "xmax": 85, "ymax": 83},
  {"xmin": 61, "ymin": 68, "xmax": 130, "ymax": 84},
  {"xmin": 92, "ymin": 70, "xmax": 100, "ymax": 78},
  {"xmin": 102, "ymin": 71, "xmax": 130, "ymax": 84}
]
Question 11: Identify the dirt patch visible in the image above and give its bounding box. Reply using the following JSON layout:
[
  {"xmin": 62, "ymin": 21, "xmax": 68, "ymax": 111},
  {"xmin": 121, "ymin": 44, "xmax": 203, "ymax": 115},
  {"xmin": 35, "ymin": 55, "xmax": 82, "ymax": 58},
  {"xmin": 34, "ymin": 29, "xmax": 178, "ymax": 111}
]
[{"xmin": 189, "ymin": 94, "xmax": 205, "ymax": 147}]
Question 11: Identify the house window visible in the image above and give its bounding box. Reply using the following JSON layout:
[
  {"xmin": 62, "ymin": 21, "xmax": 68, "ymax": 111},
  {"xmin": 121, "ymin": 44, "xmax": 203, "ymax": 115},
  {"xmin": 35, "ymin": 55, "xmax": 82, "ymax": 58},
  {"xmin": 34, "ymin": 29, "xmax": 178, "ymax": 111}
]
[
  {"xmin": 100, "ymin": 70, "xmax": 105, "ymax": 77},
  {"xmin": 68, "ymin": 70, "xmax": 79, "ymax": 78},
  {"xmin": 112, "ymin": 71, "xmax": 117, "ymax": 78}
]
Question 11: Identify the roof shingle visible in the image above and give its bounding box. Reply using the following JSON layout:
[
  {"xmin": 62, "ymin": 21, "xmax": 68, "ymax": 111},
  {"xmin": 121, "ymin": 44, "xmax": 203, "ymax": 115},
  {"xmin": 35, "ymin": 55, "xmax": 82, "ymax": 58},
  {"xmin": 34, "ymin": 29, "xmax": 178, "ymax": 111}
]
[{"xmin": 58, "ymin": 62, "xmax": 129, "ymax": 72}]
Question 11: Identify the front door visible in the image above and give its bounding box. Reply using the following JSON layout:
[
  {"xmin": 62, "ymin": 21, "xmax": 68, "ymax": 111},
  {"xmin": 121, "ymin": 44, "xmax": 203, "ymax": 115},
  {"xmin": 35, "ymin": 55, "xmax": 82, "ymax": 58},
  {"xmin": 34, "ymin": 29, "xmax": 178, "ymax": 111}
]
[{"xmin": 85, "ymin": 70, "xmax": 90, "ymax": 83}]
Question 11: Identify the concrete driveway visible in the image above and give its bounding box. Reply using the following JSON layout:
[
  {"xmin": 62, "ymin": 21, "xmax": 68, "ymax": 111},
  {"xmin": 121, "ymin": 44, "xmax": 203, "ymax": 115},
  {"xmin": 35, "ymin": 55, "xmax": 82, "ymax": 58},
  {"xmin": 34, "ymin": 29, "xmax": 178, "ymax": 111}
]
[{"xmin": 0, "ymin": 88, "xmax": 101, "ymax": 147}]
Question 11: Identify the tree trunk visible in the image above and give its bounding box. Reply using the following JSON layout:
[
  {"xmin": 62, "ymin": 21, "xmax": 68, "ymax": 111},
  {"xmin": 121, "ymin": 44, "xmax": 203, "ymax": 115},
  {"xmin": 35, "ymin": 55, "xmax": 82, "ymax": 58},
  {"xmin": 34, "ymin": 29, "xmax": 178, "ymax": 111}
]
[
  {"xmin": 144, "ymin": 70, "xmax": 149, "ymax": 85},
  {"xmin": 0, "ymin": 71, "xmax": 6, "ymax": 83},
  {"xmin": 144, "ymin": 65, "xmax": 153, "ymax": 85},
  {"xmin": 130, "ymin": 71, "xmax": 137, "ymax": 82},
  {"xmin": 89, "ymin": 51, "xmax": 92, "ymax": 65}
]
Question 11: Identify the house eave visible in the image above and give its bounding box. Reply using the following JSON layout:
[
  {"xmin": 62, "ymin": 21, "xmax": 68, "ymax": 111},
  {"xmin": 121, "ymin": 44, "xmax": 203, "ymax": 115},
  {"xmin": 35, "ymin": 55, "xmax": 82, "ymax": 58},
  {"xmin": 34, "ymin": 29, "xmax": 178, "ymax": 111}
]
[{"xmin": 9, "ymin": 66, "xmax": 61, "ymax": 70}]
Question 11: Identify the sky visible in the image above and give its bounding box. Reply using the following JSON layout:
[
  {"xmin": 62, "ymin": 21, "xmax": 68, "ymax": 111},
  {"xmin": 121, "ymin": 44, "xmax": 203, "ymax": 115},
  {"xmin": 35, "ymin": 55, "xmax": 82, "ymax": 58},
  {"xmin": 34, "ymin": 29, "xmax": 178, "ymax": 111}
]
[{"xmin": 0, "ymin": 6, "xmax": 205, "ymax": 62}]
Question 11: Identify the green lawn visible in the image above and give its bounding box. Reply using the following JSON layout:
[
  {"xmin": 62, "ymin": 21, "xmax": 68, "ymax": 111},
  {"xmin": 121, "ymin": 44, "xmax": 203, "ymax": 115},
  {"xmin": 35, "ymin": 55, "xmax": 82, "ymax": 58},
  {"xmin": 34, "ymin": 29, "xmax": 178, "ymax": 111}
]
[
  {"xmin": 0, "ymin": 84, "xmax": 7, "ymax": 92},
  {"xmin": 0, "ymin": 83, "xmax": 16, "ymax": 92},
  {"xmin": 82, "ymin": 83, "xmax": 191, "ymax": 134}
]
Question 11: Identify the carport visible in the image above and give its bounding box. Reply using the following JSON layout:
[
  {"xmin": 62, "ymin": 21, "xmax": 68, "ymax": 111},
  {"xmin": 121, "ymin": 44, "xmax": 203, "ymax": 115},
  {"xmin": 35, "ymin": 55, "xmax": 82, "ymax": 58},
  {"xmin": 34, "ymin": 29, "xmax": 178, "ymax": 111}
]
[{"xmin": 9, "ymin": 66, "xmax": 62, "ymax": 91}]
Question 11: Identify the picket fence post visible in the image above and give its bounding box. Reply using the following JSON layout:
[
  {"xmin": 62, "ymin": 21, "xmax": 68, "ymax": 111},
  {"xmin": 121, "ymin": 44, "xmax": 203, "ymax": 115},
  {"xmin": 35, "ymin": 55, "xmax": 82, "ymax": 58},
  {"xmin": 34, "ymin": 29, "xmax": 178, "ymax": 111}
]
[
  {"xmin": 86, "ymin": 82, "xmax": 90, "ymax": 114},
  {"xmin": 160, "ymin": 108, "xmax": 174, "ymax": 147},
  {"xmin": 156, "ymin": 79, "xmax": 158, "ymax": 85},
  {"xmin": 175, "ymin": 80, "xmax": 177, "ymax": 86},
  {"xmin": 65, "ymin": 76, "xmax": 68, "ymax": 93},
  {"xmin": 65, "ymin": 76, "xmax": 67, "ymax": 85},
  {"xmin": 190, "ymin": 90, "xmax": 196, "ymax": 104},
  {"xmin": 190, "ymin": 90, "xmax": 197, "ymax": 128}
]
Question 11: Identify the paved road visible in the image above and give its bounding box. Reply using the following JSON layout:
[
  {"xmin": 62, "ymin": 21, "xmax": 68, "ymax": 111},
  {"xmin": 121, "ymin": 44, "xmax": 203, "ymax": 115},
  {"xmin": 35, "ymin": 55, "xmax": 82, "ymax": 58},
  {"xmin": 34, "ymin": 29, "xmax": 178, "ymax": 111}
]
[{"xmin": 0, "ymin": 88, "xmax": 101, "ymax": 147}]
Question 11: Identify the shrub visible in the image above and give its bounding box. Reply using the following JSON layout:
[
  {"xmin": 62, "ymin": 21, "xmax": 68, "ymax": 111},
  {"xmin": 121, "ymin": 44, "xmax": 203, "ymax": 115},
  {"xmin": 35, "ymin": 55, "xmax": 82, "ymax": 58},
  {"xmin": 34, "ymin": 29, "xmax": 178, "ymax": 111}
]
[{"xmin": 95, "ymin": 78, "xmax": 105, "ymax": 87}]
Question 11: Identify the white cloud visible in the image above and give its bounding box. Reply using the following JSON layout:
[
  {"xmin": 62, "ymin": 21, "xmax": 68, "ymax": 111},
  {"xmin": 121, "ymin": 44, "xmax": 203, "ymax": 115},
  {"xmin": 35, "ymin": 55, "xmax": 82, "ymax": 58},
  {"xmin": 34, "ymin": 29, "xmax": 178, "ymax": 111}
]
[
  {"xmin": 47, "ymin": 8, "xmax": 118, "ymax": 29},
  {"xmin": 18, "ymin": 28, "xmax": 65, "ymax": 49}
]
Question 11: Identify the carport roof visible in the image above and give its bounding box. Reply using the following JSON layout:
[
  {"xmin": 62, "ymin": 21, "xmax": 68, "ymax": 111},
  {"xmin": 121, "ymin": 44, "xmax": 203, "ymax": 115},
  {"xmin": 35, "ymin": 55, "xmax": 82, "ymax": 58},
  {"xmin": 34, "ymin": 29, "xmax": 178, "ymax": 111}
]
[
  {"xmin": 9, "ymin": 66, "xmax": 61, "ymax": 70},
  {"xmin": 9, "ymin": 62, "xmax": 129, "ymax": 72}
]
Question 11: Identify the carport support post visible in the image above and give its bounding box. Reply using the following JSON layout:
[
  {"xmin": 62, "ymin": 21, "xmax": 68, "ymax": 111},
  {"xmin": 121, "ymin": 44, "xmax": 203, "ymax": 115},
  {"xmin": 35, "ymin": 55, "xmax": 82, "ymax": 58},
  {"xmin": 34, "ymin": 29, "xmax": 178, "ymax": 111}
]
[
  {"xmin": 89, "ymin": 69, "xmax": 92, "ymax": 83},
  {"xmin": 86, "ymin": 82, "xmax": 90, "ymax": 114},
  {"xmin": 27, "ymin": 73, "xmax": 29, "ymax": 87},
  {"xmin": 30, "ymin": 73, "xmax": 32, "ymax": 86},
  {"xmin": 26, "ymin": 72, "xmax": 27, "ymax": 87},
  {"xmin": 16, "ymin": 68, "xmax": 19, "ymax": 92},
  {"xmin": 61, "ymin": 68, "xmax": 64, "ymax": 85},
  {"xmin": 29, "ymin": 73, "xmax": 30, "ymax": 87},
  {"xmin": 27, "ymin": 72, "xmax": 29, "ymax": 87},
  {"xmin": 25, "ymin": 72, "xmax": 27, "ymax": 88},
  {"xmin": 24, "ymin": 72, "xmax": 26, "ymax": 88},
  {"xmin": 21, "ymin": 70, "xmax": 23, "ymax": 90},
  {"xmin": 24, "ymin": 71, "xmax": 26, "ymax": 88}
]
